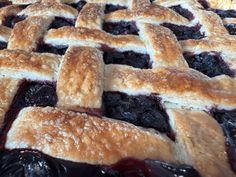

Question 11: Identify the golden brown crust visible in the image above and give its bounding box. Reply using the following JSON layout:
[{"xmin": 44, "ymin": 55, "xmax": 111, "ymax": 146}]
[
  {"xmin": 105, "ymin": 65, "xmax": 236, "ymax": 110},
  {"xmin": 0, "ymin": 49, "xmax": 61, "ymax": 81},
  {"xmin": 8, "ymin": 16, "xmax": 54, "ymax": 52},
  {"xmin": 180, "ymin": 36, "xmax": 236, "ymax": 56},
  {"xmin": 10, "ymin": 0, "xmax": 40, "ymax": 5},
  {"xmin": 57, "ymin": 46, "xmax": 104, "ymax": 112},
  {"xmin": 18, "ymin": 2, "xmax": 78, "ymax": 19},
  {"xmin": 205, "ymin": 0, "xmax": 236, "ymax": 10},
  {"xmin": 168, "ymin": 109, "xmax": 235, "ymax": 177},
  {"xmin": 0, "ymin": 5, "xmax": 22, "ymax": 25},
  {"xmin": 104, "ymin": 4, "xmax": 189, "ymax": 26},
  {"xmin": 44, "ymin": 26, "xmax": 146, "ymax": 53},
  {"xmin": 85, "ymin": 0, "xmax": 128, "ymax": 5},
  {"xmin": 0, "ymin": 77, "xmax": 21, "ymax": 128},
  {"xmin": 137, "ymin": 23, "xmax": 188, "ymax": 68},
  {"xmin": 75, "ymin": 3, "xmax": 104, "ymax": 29},
  {"xmin": 5, "ymin": 106, "xmax": 176, "ymax": 165},
  {"xmin": 0, "ymin": 25, "xmax": 11, "ymax": 42}
]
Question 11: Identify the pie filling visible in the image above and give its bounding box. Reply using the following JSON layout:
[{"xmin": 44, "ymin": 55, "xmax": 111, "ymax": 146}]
[
  {"xmin": 3, "ymin": 16, "xmax": 26, "ymax": 28},
  {"xmin": 102, "ymin": 21, "xmax": 139, "ymax": 35},
  {"xmin": 104, "ymin": 4, "xmax": 127, "ymax": 14},
  {"xmin": 198, "ymin": 0, "xmax": 209, "ymax": 9},
  {"xmin": 49, "ymin": 17, "xmax": 75, "ymax": 29},
  {"xmin": 103, "ymin": 92, "xmax": 170, "ymax": 134},
  {"xmin": 0, "ymin": 1, "xmax": 11, "ymax": 8},
  {"xmin": 225, "ymin": 24, "xmax": 236, "ymax": 35},
  {"xmin": 101, "ymin": 46, "xmax": 151, "ymax": 69},
  {"xmin": 161, "ymin": 23, "xmax": 204, "ymax": 40},
  {"xmin": 36, "ymin": 43, "xmax": 68, "ymax": 55},
  {"xmin": 0, "ymin": 81, "xmax": 57, "ymax": 149},
  {"xmin": 68, "ymin": 1, "xmax": 86, "ymax": 12},
  {"xmin": 211, "ymin": 109, "xmax": 236, "ymax": 172},
  {"xmin": 0, "ymin": 149, "xmax": 201, "ymax": 177},
  {"xmin": 209, "ymin": 9, "xmax": 236, "ymax": 18},
  {"xmin": 170, "ymin": 5, "xmax": 194, "ymax": 21},
  {"xmin": 0, "ymin": 42, "xmax": 7, "ymax": 50},
  {"xmin": 183, "ymin": 52, "xmax": 235, "ymax": 77}
]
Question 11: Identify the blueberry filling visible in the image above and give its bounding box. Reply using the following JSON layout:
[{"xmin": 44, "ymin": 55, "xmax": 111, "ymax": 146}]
[
  {"xmin": 102, "ymin": 47, "xmax": 151, "ymax": 69},
  {"xmin": 209, "ymin": 9, "xmax": 236, "ymax": 19},
  {"xmin": 184, "ymin": 52, "xmax": 235, "ymax": 77},
  {"xmin": 0, "ymin": 81, "xmax": 57, "ymax": 148},
  {"xmin": 225, "ymin": 24, "xmax": 236, "ymax": 35},
  {"xmin": 162, "ymin": 23, "xmax": 204, "ymax": 40},
  {"xmin": 3, "ymin": 16, "xmax": 25, "ymax": 28},
  {"xmin": 0, "ymin": 1, "xmax": 11, "ymax": 8},
  {"xmin": 11, "ymin": 81, "xmax": 57, "ymax": 109},
  {"xmin": 103, "ymin": 92, "xmax": 170, "ymax": 133},
  {"xmin": 0, "ymin": 42, "xmax": 7, "ymax": 50},
  {"xmin": 0, "ymin": 149, "xmax": 202, "ymax": 177},
  {"xmin": 36, "ymin": 43, "xmax": 68, "ymax": 55},
  {"xmin": 69, "ymin": 1, "xmax": 86, "ymax": 12},
  {"xmin": 211, "ymin": 110, "xmax": 236, "ymax": 172},
  {"xmin": 170, "ymin": 5, "xmax": 194, "ymax": 21},
  {"xmin": 103, "ymin": 21, "xmax": 139, "ymax": 35},
  {"xmin": 104, "ymin": 4, "xmax": 127, "ymax": 14},
  {"xmin": 198, "ymin": 0, "xmax": 209, "ymax": 9},
  {"xmin": 49, "ymin": 17, "xmax": 75, "ymax": 29}
]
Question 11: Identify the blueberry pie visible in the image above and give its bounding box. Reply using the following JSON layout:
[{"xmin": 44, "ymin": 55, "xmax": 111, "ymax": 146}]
[{"xmin": 0, "ymin": 0, "xmax": 236, "ymax": 177}]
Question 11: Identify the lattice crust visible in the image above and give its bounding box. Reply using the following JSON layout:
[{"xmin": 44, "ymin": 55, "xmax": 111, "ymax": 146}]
[{"xmin": 0, "ymin": 0, "xmax": 235, "ymax": 177}]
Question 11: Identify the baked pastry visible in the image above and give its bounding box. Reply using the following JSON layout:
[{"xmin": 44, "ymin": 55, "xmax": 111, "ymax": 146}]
[{"xmin": 0, "ymin": 0, "xmax": 235, "ymax": 177}]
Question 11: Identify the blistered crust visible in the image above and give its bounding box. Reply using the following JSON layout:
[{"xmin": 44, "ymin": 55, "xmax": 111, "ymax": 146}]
[
  {"xmin": 104, "ymin": 4, "xmax": 189, "ymax": 25},
  {"xmin": 0, "ymin": 77, "xmax": 20, "ymax": 128},
  {"xmin": 180, "ymin": 36, "xmax": 236, "ymax": 55},
  {"xmin": 57, "ymin": 46, "xmax": 104, "ymax": 113},
  {"xmin": 10, "ymin": 0, "xmax": 40, "ymax": 5},
  {"xmin": 137, "ymin": 23, "xmax": 188, "ymax": 68},
  {"xmin": 5, "ymin": 106, "xmax": 176, "ymax": 165},
  {"xmin": 105, "ymin": 65, "xmax": 236, "ymax": 110},
  {"xmin": 205, "ymin": 0, "xmax": 236, "ymax": 10},
  {"xmin": 168, "ymin": 109, "xmax": 235, "ymax": 177},
  {"xmin": 0, "ymin": 49, "xmax": 61, "ymax": 81},
  {"xmin": 75, "ymin": 3, "xmax": 104, "ymax": 29},
  {"xmin": 18, "ymin": 2, "xmax": 78, "ymax": 19},
  {"xmin": 8, "ymin": 16, "xmax": 54, "ymax": 52},
  {"xmin": 45, "ymin": 26, "xmax": 146, "ymax": 53}
]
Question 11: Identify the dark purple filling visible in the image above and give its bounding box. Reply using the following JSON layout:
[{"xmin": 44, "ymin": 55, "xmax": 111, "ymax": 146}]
[
  {"xmin": 102, "ymin": 48, "xmax": 151, "ymax": 69},
  {"xmin": 0, "ymin": 149, "xmax": 202, "ymax": 177},
  {"xmin": 69, "ymin": 1, "xmax": 86, "ymax": 12},
  {"xmin": 104, "ymin": 4, "xmax": 127, "ymax": 14},
  {"xmin": 170, "ymin": 5, "xmax": 194, "ymax": 21},
  {"xmin": 225, "ymin": 24, "xmax": 236, "ymax": 35},
  {"xmin": 49, "ymin": 17, "xmax": 75, "ymax": 29},
  {"xmin": 3, "ymin": 16, "xmax": 26, "ymax": 28},
  {"xmin": 198, "ymin": 0, "xmax": 209, "ymax": 9},
  {"xmin": 162, "ymin": 23, "xmax": 204, "ymax": 40},
  {"xmin": 0, "ymin": 81, "xmax": 57, "ymax": 149},
  {"xmin": 103, "ymin": 92, "xmax": 170, "ymax": 133},
  {"xmin": 209, "ymin": 9, "xmax": 236, "ymax": 18},
  {"xmin": 184, "ymin": 52, "xmax": 235, "ymax": 77},
  {"xmin": 211, "ymin": 109, "xmax": 236, "ymax": 172},
  {"xmin": 0, "ymin": 1, "xmax": 11, "ymax": 8},
  {"xmin": 103, "ymin": 21, "xmax": 139, "ymax": 35},
  {"xmin": 0, "ymin": 41, "xmax": 7, "ymax": 50},
  {"xmin": 36, "ymin": 44, "xmax": 68, "ymax": 55},
  {"xmin": 10, "ymin": 81, "xmax": 57, "ymax": 109}
]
